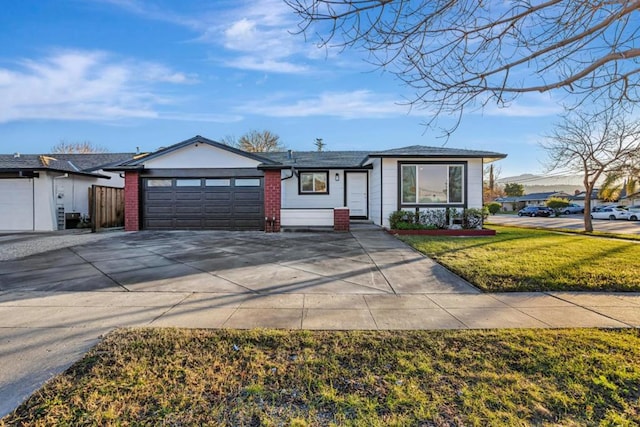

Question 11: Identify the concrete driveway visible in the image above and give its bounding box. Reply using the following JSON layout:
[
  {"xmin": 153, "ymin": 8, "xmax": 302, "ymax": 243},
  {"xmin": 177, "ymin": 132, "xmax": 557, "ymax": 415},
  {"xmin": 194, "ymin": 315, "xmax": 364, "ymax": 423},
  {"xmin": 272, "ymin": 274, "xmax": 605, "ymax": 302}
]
[{"xmin": 1, "ymin": 226, "xmax": 639, "ymax": 417}]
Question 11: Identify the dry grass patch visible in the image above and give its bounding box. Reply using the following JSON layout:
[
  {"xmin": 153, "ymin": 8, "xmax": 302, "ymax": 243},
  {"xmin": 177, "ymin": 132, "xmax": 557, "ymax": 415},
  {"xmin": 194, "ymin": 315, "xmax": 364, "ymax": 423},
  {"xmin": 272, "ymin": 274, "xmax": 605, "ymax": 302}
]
[{"xmin": 2, "ymin": 328, "xmax": 640, "ymax": 426}]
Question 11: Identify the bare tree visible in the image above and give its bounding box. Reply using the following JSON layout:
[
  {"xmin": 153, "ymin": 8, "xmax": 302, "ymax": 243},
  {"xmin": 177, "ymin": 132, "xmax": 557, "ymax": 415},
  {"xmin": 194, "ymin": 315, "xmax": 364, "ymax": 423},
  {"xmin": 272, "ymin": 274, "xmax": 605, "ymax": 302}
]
[
  {"xmin": 542, "ymin": 108, "xmax": 640, "ymax": 232},
  {"xmin": 219, "ymin": 135, "xmax": 237, "ymax": 147},
  {"xmin": 238, "ymin": 130, "xmax": 284, "ymax": 152},
  {"xmin": 51, "ymin": 140, "xmax": 108, "ymax": 153},
  {"xmin": 314, "ymin": 138, "xmax": 326, "ymax": 152},
  {"xmin": 286, "ymin": 0, "xmax": 640, "ymax": 134},
  {"xmin": 483, "ymin": 164, "xmax": 504, "ymax": 202}
]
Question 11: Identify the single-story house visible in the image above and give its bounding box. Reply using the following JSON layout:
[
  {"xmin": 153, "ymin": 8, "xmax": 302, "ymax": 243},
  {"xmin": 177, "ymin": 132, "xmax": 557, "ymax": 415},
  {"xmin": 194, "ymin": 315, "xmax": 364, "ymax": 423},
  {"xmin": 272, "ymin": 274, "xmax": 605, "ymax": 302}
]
[
  {"xmin": 495, "ymin": 191, "xmax": 572, "ymax": 212},
  {"xmin": 106, "ymin": 135, "xmax": 506, "ymax": 232},
  {"xmin": 0, "ymin": 153, "xmax": 134, "ymax": 231},
  {"xmin": 569, "ymin": 189, "xmax": 606, "ymax": 209}
]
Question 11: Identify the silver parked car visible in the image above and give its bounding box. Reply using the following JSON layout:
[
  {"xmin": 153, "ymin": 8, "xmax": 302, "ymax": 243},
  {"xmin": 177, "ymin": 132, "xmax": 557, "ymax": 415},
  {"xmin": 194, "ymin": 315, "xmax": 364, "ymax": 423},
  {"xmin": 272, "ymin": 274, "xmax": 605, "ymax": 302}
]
[
  {"xmin": 626, "ymin": 205, "xmax": 640, "ymax": 221},
  {"xmin": 590, "ymin": 207, "xmax": 629, "ymax": 220},
  {"xmin": 560, "ymin": 203, "xmax": 584, "ymax": 214}
]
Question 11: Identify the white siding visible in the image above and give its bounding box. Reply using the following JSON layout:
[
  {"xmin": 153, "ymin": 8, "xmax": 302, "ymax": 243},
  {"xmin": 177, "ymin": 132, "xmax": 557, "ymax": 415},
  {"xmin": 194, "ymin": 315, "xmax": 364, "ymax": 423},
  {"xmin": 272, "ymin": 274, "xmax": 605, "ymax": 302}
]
[
  {"xmin": 55, "ymin": 171, "xmax": 124, "ymax": 217},
  {"xmin": 369, "ymin": 159, "xmax": 382, "ymax": 225},
  {"xmin": 281, "ymin": 169, "xmax": 346, "ymax": 209},
  {"xmin": 466, "ymin": 158, "xmax": 484, "ymax": 208},
  {"xmin": 281, "ymin": 209, "xmax": 334, "ymax": 226},
  {"xmin": 33, "ymin": 172, "xmax": 57, "ymax": 231},
  {"xmin": 143, "ymin": 143, "xmax": 261, "ymax": 169},
  {"xmin": 381, "ymin": 158, "xmax": 398, "ymax": 228}
]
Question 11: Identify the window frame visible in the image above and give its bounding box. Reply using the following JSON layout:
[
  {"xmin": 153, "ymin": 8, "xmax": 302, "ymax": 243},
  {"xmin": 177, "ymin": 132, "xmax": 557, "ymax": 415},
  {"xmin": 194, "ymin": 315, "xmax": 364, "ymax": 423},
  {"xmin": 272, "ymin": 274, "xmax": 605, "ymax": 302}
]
[
  {"xmin": 298, "ymin": 171, "xmax": 330, "ymax": 195},
  {"xmin": 397, "ymin": 161, "xmax": 467, "ymax": 209}
]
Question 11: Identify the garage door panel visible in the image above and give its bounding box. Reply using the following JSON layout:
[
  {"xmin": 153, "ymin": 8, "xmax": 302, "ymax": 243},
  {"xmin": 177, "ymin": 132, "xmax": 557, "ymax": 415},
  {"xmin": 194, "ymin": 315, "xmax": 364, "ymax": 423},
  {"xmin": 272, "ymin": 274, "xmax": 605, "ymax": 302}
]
[
  {"xmin": 146, "ymin": 206, "xmax": 174, "ymax": 214},
  {"xmin": 175, "ymin": 206, "xmax": 203, "ymax": 214},
  {"xmin": 204, "ymin": 219, "xmax": 233, "ymax": 228},
  {"xmin": 234, "ymin": 205, "xmax": 262, "ymax": 214},
  {"xmin": 175, "ymin": 192, "xmax": 203, "ymax": 201},
  {"xmin": 204, "ymin": 206, "xmax": 232, "ymax": 214},
  {"xmin": 143, "ymin": 176, "xmax": 263, "ymax": 230},
  {"xmin": 205, "ymin": 192, "xmax": 232, "ymax": 201},
  {"xmin": 145, "ymin": 219, "xmax": 174, "ymax": 228},
  {"xmin": 175, "ymin": 219, "xmax": 204, "ymax": 228},
  {"xmin": 0, "ymin": 179, "xmax": 35, "ymax": 231},
  {"xmin": 234, "ymin": 192, "xmax": 262, "ymax": 201}
]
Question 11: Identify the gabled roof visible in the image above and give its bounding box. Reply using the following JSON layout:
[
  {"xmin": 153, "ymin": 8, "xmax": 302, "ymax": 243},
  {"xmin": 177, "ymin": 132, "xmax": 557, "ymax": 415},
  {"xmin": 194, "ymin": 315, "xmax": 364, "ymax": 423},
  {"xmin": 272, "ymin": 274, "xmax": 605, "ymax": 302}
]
[
  {"xmin": 0, "ymin": 153, "xmax": 135, "ymax": 178},
  {"xmin": 367, "ymin": 145, "xmax": 507, "ymax": 161},
  {"xmin": 113, "ymin": 135, "xmax": 279, "ymax": 169}
]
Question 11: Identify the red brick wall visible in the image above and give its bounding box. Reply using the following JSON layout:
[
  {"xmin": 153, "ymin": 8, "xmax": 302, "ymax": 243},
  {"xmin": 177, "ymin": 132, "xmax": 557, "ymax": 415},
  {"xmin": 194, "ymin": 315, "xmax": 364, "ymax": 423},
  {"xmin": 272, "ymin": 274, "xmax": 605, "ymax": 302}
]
[
  {"xmin": 334, "ymin": 207, "xmax": 350, "ymax": 232},
  {"xmin": 264, "ymin": 170, "xmax": 281, "ymax": 232},
  {"xmin": 124, "ymin": 171, "xmax": 140, "ymax": 231}
]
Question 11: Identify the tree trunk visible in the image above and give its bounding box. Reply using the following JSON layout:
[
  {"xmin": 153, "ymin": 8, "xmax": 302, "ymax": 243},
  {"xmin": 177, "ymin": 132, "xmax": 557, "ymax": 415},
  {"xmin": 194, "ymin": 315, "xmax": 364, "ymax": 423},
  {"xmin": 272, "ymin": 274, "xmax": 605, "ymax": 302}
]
[{"xmin": 583, "ymin": 182, "xmax": 594, "ymax": 232}]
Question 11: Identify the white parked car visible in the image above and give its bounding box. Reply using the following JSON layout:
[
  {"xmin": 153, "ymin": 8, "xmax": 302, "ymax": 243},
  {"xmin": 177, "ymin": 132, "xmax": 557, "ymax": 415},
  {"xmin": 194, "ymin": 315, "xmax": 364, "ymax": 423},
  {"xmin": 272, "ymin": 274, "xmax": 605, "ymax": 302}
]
[
  {"xmin": 590, "ymin": 207, "xmax": 629, "ymax": 220},
  {"xmin": 627, "ymin": 205, "xmax": 640, "ymax": 221}
]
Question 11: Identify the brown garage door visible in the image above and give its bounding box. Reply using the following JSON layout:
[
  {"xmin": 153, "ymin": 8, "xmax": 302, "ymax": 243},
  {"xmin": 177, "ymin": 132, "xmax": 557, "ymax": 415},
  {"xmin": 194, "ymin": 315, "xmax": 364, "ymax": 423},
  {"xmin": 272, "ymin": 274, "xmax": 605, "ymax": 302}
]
[{"xmin": 142, "ymin": 177, "xmax": 264, "ymax": 230}]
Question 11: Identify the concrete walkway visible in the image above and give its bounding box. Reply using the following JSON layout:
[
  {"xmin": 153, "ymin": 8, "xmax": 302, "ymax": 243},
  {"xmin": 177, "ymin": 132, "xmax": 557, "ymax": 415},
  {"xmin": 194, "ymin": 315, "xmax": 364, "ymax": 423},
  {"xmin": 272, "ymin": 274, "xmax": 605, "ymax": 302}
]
[{"xmin": 1, "ymin": 227, "xmax": 639, "ymax": 417}]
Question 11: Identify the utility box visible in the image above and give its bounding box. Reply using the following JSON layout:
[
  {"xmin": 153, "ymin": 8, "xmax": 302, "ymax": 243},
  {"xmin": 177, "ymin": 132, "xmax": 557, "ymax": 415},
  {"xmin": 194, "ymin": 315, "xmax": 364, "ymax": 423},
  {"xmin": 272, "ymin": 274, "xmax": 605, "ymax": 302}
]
[{"xmin": 65, "ymin": 212, "xmax": 81, "ymax": 229}]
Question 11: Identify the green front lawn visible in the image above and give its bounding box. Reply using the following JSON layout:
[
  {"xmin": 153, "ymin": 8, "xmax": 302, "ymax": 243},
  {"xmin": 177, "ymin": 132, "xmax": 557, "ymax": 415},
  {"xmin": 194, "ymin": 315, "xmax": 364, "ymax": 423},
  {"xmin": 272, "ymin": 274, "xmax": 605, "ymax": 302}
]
[
  {"xmin": 401, "ymin": 226, "xmax": 640, "ymax": 292},
  {"xmin": 3, "ymin": 328, "xmax": 639, "ymax": 426}
]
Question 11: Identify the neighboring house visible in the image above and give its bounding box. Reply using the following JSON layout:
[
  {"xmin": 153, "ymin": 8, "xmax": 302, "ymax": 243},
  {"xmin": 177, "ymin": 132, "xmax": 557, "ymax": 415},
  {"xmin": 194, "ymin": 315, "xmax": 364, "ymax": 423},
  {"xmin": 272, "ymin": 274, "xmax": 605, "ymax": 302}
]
[
  {"xmin": 106, "ymin": 135, "xmax": 506, "ymax": 232},
  {"xmin": 495, "ymin": 191, "xmax": 572, "ymax": 212},
  {"xmin": 569, "ymin": 189, "xmax": 606, "ymax": 209},
  {"xmin": 0, "ymin": 153, "xmax": 134, "ymax": 231},
  {"xmin": 621, "ymin": 191, "xmax": 640, "ymax": 206}
]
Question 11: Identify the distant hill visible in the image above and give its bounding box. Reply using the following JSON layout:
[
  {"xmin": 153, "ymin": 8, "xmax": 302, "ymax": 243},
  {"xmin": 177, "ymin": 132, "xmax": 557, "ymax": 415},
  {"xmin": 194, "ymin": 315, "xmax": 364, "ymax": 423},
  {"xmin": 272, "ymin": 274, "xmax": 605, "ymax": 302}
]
[{"xmin": 496, "ymin": 174, "xmax": 586, "ymax": 196}]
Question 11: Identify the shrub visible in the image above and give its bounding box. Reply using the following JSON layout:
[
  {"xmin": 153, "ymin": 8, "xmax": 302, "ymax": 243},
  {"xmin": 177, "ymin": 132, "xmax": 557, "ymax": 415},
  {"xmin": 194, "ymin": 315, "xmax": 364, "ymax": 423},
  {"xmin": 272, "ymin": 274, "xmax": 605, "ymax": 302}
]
[
  {"xmin": 463, "ymin": 208, "xmax": 485, "ymax": 229},
  {"xmin": 546, "ymin": 197, "xmax": 570, "ymax": 216},
  {"xmin": 389, "ymin": 210, "xmax": 415, "ymax": 229},
  {"xmin": 485, "ymin": 202, "xmax": 502, "ymax": 215}
]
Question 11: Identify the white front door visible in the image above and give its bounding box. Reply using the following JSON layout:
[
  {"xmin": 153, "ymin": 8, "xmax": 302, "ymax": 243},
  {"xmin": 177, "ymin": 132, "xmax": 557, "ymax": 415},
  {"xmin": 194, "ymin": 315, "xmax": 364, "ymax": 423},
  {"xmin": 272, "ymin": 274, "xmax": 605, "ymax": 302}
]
[{"xmin": 346, "ymin": 172, "xmax": 368, "ymax": 218}]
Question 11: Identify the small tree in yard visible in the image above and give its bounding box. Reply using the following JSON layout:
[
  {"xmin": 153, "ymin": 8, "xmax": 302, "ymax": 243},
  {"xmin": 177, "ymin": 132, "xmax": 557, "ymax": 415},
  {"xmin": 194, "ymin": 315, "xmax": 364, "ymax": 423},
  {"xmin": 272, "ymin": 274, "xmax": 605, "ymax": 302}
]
[
  {"xmin": 485, "ymin": 202, "xmax": 502, "ymax": 215},
  {"xmin": 546, "ymin": 197, "xmax": 570, "ymax": 216},
  {"xmin": 542, "ymin": 107, "xmax": 640, "ymax": 232}
]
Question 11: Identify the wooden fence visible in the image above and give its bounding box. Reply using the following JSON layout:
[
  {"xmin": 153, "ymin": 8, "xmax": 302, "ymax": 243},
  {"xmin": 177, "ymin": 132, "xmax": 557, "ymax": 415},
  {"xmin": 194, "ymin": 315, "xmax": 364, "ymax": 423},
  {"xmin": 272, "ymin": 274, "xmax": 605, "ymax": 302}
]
[{"xmin": 89, "ymin": 185, "xmax": 124, "ymax": 232}]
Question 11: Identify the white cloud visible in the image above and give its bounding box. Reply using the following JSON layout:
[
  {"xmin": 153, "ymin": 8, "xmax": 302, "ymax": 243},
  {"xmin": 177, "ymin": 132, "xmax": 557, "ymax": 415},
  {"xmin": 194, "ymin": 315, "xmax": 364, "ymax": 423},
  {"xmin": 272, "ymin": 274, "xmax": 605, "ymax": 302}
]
[
  {"xmin": 237, "ymin": 90, "xmax": 409, "ymax": 119},
  {"xmin": 100, "ymin": 0, "xmax": 324, "ymax": 74},
  {"xmin": 0, "ymin": 50, "xmax": 233, "ymax": 124}
]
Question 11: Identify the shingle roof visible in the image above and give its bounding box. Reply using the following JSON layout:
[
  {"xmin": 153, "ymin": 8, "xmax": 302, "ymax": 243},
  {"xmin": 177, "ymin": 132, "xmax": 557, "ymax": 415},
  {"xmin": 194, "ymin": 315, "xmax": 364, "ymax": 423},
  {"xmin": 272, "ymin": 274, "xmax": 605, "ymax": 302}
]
[
  {"xmin": 0, "ymin": 153, "xmax": 135, "ymax": 176},
  {"xmin": 259, "ymin": 151, "xmax": 371, "ymax": 168},
  {"xmin": 368, "ymin": 145, "xmax": 507, "ymax": 159}
]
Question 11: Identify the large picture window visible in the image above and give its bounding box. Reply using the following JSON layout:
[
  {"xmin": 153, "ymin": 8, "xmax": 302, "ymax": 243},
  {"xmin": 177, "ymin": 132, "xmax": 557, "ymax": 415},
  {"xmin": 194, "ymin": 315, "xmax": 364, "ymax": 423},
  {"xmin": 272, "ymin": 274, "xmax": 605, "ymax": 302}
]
[
  {"xmin": 299, "ymin": 171, "xmax": 329, "ymax": 194},
  {"xmin": 401, "ymin": 164, "xmax": 464, "ymax": 205}
]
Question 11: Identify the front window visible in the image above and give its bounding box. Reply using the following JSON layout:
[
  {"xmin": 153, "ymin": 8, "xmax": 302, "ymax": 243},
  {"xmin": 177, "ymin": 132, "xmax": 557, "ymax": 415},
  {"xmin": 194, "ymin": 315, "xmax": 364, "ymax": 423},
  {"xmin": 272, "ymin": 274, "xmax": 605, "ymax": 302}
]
[
  {"xmin": 299, "ymin": 171, "xmax": 329, "ymax": 194},
  {"xmin": 401, "ymin": 164, "xmax": 464, "ymax": 205}
]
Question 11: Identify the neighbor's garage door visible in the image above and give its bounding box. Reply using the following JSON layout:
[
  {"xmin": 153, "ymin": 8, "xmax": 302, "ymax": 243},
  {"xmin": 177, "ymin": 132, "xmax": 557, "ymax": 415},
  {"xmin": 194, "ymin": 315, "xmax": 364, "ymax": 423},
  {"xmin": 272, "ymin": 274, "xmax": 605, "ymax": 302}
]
[
  {"xmin": 142, "ymin": 177, "xmax": 264, "ymax": 230},
  {"xmin": 0, "ymin": 179, "xmax": 34, "ymax": 231}
]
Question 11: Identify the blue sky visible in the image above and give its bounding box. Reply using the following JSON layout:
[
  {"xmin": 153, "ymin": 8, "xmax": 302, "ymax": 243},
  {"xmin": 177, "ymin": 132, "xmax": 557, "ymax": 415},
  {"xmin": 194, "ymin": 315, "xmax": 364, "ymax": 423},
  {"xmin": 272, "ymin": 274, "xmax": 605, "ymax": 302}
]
[{"xmin": 0, "ymin": 0, "xmax": 566, "ymax": 176}]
